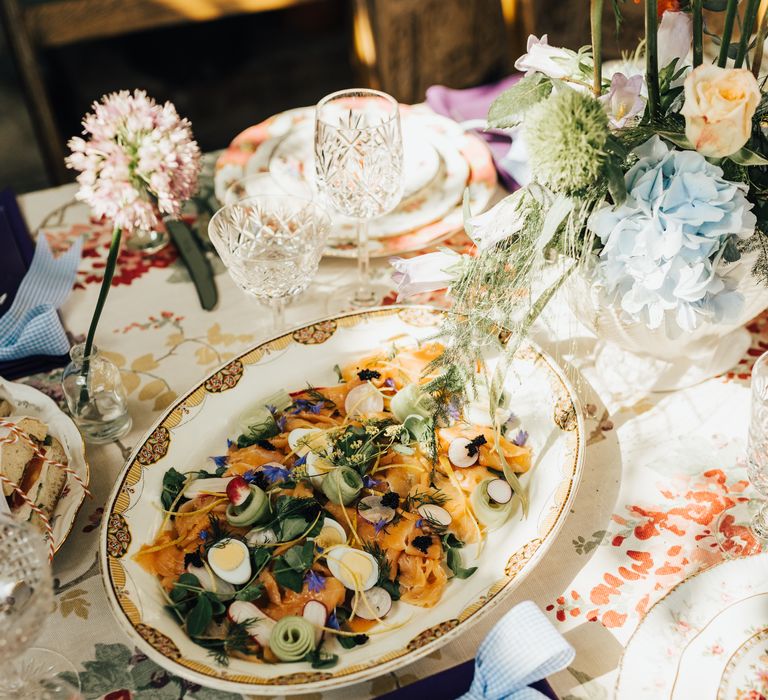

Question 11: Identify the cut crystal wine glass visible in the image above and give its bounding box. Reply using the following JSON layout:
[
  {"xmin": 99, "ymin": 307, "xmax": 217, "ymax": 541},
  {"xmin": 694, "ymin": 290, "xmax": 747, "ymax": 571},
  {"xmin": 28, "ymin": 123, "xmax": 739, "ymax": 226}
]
[
  {"xmin": 716, "ymin": 350, "xmax": 768, "ymax": 557},
  {"xmin": 0, "ymin": 514, "xmax": 82, "ymax": 699},
  {"xmin": 314, "ymin": 89, "xmax": 404, "ymax": 309},
  {"xmin": 209, "ymin": 194, "xmax": 331, "ymax": 332}
]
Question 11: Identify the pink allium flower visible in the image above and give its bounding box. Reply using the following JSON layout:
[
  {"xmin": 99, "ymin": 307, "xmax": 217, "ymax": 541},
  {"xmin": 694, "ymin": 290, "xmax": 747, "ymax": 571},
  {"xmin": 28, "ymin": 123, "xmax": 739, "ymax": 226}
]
[{"xmin": 66, "ymin": 89, "xmax": 201, "ymax": 233}]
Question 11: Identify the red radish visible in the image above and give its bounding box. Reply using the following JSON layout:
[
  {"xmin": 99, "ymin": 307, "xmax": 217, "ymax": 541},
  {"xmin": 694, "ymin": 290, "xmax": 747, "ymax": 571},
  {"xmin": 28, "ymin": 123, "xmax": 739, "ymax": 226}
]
[
  {"xmin": 228, "ymin": 600, "xmax": 275, "ymax": 646},
  {"xmin": 354, "ymin": 587, "xmax": 392, "ymax": 620},
  {"xmin": 357, "ymin": 495, "xmax": 396, "ymax": 526},
  {"xmin": 302, "ymin": 600, "xmax": 327, "ymax": 644},
  {"xmin": 226, "ymin": 476, "xmax": 251, "ymax": 506},
  {"xmin": 416, "ymin": 503, "xmax": 452, "ymax": 528},
  {"xmin": 487, "ymin": 479, "xmax": 513, "ymax": 505}
]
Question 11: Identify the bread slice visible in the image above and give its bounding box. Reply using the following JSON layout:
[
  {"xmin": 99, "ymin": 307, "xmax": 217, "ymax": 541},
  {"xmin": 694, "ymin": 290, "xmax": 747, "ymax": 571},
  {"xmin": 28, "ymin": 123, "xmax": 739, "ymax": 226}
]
[
  {"xmin": 0, "ymin": 417, "xmax": 47, "ymax": 498},
  {"xmin": 13, "ymin": 436, "xmax": 67, "ymax": 532}
]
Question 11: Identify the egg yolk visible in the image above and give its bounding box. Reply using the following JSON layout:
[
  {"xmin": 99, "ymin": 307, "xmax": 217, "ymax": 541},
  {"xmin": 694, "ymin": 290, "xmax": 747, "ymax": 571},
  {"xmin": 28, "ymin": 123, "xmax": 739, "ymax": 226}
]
[
  {"xmin": 316, "ymin": 525, "xmax": 345, "ymax": 549},
  {"xmin": 209, "ymin": 541, "xmax": 245, "ymax": 571},
  {"xmin": 340, "ymin": 551, "xmax": 373, "ymax": 586}
]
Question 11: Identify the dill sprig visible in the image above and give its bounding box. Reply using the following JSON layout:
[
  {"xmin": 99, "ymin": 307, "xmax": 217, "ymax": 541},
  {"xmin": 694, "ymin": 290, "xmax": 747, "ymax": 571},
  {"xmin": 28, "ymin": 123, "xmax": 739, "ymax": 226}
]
[{"xmin": 192, "ymin": 619, "xmax": 257, "ymax": 666}]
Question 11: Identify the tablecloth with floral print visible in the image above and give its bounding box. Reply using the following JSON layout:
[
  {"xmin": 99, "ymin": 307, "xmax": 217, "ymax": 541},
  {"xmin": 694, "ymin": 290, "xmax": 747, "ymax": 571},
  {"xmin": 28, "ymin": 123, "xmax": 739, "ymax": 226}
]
[{"xmin": 13, "ymin": 157, "xmax": 767, "ymax": 700}]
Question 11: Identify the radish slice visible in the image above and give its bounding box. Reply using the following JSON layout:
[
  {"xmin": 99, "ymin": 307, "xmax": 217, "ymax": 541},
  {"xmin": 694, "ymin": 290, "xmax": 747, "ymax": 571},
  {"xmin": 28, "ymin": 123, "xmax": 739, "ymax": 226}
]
[
  {"xmin": 416, "ymin": 503, "xmax": 452, "ymax": 528},
  {"xmin": 357, "ymin": 495, "xmax": 396, "ymax": 526},
  {"xmin": 302, "ymin": 600, "xmax": 327, "ymax": 644},
  {"xmin": 354, "ymin": 587, "xmax": 392, "ymax": 620},
  {"xmin": 448, "ymin": 438, "xmax": 478, "ymax": 468},
  {"xmin": 226, "ymin": 476, "xmax": 251, "ymax": 506},
  {"xmin": 486, "ymin": 479, "xmax": 513, "ymax": 505},
  {"xmin": 186, "ymin": 563, "xmax": 236, "ymax": 597},
  {"xmin": 246, "ymin": 527, "xmax": 277, "ymax": 547},
  {"xmin": 182, "ymin": 476, "xmax": 234, "ymax": 499},
  {"xmin": 228, "ymin": 600, "xmax": 275, "ymax": 646},
  {"xmin": 344, "ymin": 383, "xmax": 384, "ymax": 418}
]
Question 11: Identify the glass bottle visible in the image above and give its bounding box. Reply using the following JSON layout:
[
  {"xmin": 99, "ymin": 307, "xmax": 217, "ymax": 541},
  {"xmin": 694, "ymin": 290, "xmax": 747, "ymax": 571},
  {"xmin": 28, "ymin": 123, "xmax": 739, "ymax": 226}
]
[{"xmin": 61, "ymin": 343, "xmax": 132, "ymax": 443}]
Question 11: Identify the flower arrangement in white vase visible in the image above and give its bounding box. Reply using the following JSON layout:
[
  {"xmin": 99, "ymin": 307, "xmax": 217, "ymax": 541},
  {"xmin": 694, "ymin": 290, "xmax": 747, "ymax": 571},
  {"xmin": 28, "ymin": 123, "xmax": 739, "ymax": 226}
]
[{"xmin": 393, "ymin": 0, "xmax": 768, "ymax": 394}]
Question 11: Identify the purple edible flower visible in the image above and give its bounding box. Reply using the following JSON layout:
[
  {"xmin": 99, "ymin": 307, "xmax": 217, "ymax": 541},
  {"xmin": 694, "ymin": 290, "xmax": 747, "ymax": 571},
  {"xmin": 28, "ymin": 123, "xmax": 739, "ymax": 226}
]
[
  {"xmin": 363, "ymin": 475, "xmax": 382, "ymax": 489},
  {"xmin": 263, "ymin": 464, "xmax": 291, "ymax": 483},
  {"xmin": 415, "ymin": 518, "xmax": 424, "ymax": 529},
  {"xmin": 294, "ymin": 454, "xmax": 307, "ymax": 467},
  {"xmin": 209, "ymin": 454, "xmax": 228, "ymax": 469},
  {"xmin": 383, "ymin": 377, "xmax": 395, "ymax": 388},
  {"xmin": 266, "ymin": 404, "xmax": 277, "ymax": 416},
  {"xmin": 199, "ymin": 530, "xmax": 208, "ymax": 541},
  {"xmin": 291, "ymin": 399, "xmax": 324, "ymax": 415},
  {"xmin": 277, "ymin": 414, "xmax": 287, "ymax": 431},
  {"xmin": 327, "ymin": 611, "xmax": 340, "ymax": 630},
  {"xmin": 226, "ymin": 438, "xmax": 234, "ymax": 449},
  {"xmin": 512, "ymin": 429, "xmax": 528, "ymax": 447},
  {"xmin": 305, "ymin": 570, "xmax": 326, "ymax": 593},
  {"xmin": 243, "ymin": 470, "xmax": 257, "ymax": 484},
  {"xmin": 446, "ymin": 400, "xmax": 461, "ymax": 421},
  {"xmin": 374, "ymin": 518, "xmax": 389, "ymax": 535}
]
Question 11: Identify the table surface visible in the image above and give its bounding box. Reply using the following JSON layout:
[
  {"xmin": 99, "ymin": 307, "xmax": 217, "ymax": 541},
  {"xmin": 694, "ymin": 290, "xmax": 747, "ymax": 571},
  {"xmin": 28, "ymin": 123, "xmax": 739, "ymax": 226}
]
[{"xmin": 14, "ymin": 155, "xmax": 767, "ymax": 700}]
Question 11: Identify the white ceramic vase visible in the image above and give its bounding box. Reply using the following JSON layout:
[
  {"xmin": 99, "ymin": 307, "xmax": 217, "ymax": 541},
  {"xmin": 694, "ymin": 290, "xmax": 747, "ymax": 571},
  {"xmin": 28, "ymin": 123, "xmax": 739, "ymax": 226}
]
[{"xmin": 568, "ymin": 251, "xmax": 768, "ymax": 392}]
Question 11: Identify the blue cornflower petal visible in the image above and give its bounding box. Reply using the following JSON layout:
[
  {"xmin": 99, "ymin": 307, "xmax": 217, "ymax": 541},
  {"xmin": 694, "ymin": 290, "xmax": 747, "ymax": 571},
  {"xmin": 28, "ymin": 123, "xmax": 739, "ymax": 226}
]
[
  {"xmin": 226, "ymin": 438, "xmax": 234, "ymax": 449},
  {"xmin": 327, "ymin": 611, "xmax": 340, "ymax": 630},
  {"xmin": 263, "ymin": 464, "xmax": 291, "ymax": 483},
  {"xmin": 294, "ymin": 454, "xmax": 307, "ymax": 467},
  {"xmin": 209, "ymin": 454, "xmax": 228, "ymax": 469},
  {"xmin": 415, "ymin": 518, "xmax": 424, "ymax": 529},
  {"xmin": 374, "ymin": 519, "xmax": 388, "ymax": 535},
  {"xmin": 305, "ymin": 570, "xmax": 326, "ymax": 593},
  {"xmin": 199, "ymin": 530, "xmax": 208, "ymax": 541},
  {"xmin": 363, "ymin": 475, "xmax": 382, "ymax": 489}
]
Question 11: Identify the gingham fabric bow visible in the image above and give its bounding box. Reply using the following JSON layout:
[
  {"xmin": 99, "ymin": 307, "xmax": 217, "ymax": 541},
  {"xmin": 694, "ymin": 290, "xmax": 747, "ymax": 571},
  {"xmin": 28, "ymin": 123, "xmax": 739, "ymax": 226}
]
[{"xmin": 460, "ymin": 601, "xmax": 575, "ymax": 700}]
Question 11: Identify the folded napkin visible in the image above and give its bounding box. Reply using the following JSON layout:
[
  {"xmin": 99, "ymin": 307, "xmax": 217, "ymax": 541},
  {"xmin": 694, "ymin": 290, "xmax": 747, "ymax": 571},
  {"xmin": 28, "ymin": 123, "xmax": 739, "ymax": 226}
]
[
  {"xmin": 0, "ymin": 234, "xmax": 81, "ymax": 363},
  {"xmin": 426, "ymin": 76, "xmax": 530, "ymax": 191},
  {"xmin": 460, "ymin": 601, "xmax": 574, "ymax": 700}
]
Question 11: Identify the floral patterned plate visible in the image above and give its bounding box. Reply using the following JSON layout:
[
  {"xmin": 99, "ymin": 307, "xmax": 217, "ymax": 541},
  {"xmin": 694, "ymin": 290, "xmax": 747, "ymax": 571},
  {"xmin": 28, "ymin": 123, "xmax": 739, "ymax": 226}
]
[
  {"xmin": 214, "ymin": 105, "xmax": 497, "ymax": 258},
  {"xmin": 100, "ymin": 306, "xmax": 584, "ymax": 695},
  {"xmin": 617, "ymin": 554, "xmax": 768, "ymax": 699},
  {"xmin": 0, "ymin": 378, "xmax": 90, "ymax": 555}
]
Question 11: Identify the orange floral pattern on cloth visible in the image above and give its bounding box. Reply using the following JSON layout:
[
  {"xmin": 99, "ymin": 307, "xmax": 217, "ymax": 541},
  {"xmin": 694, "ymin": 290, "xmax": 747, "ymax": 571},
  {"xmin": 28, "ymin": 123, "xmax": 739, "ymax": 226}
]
[
  {"xmin": 547, "ymin": 469, "xmax": 751, "ymax": 629},
  {"xmin": 724, "ymin": 310, "xmax": 768, "ymax": 383}
]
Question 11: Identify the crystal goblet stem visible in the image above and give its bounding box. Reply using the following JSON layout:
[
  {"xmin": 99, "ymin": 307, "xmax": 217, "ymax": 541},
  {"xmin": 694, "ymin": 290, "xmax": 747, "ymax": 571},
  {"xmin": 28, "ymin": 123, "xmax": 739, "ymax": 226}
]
[{"xmin": 354, "ymin": 220, "xmax": 375, "ymax": 306}]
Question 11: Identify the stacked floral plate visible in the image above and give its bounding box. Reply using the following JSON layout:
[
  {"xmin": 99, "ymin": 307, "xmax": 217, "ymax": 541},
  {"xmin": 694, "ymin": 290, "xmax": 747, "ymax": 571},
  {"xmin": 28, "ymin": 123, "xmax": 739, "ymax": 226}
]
[
  {"xmin": 617, "ymin": 554, "xmax": 768, "ymax": 699},
  {"xmin": 214, "ymin": 105, "xmax": 497, "ymax": 258}
]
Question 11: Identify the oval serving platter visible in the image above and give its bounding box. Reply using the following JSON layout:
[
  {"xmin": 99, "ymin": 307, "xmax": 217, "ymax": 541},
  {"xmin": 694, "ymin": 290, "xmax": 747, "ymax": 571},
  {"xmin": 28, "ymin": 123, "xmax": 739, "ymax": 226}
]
[{"xmin": 100, "ymin": 306, "xmax": 584, "ymax": 695}]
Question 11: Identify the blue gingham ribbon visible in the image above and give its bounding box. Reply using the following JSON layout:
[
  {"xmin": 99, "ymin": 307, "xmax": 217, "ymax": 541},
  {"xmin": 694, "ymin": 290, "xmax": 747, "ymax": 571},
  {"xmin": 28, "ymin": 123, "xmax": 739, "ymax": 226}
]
[
  {"xmin": 0, "ymin": 235, "xmax": 82, "ymax": 361},
  {"xmin": 460, "ymin": 601, "xmax": 575, "ymax": 700}
]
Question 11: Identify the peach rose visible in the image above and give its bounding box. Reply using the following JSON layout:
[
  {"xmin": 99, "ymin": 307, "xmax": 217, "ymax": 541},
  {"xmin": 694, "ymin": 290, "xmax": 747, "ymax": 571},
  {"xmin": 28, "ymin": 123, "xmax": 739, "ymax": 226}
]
[{"xmin": 681, "ymin": 64, "xmax": 760, "ymax": 158}]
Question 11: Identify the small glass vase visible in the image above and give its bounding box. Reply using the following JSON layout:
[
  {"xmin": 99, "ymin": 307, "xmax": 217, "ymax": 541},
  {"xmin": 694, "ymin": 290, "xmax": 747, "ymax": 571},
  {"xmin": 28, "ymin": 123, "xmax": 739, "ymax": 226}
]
[
  {"xmin": 61, "ymin": 343, "xmax": 132, "ymax": 444},
  {"xmin": 124, "ymin": 226, "xmax": 170, "ymax": 254}
]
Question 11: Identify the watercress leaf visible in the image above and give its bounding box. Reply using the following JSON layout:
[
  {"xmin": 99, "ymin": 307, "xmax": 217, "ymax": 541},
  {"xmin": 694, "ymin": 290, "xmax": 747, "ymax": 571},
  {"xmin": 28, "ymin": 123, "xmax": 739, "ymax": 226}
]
[
  {"xmin": 283, "ymin": 542, "xmax": 314, "ymax": 573},
  {"xmin": 161, "ymin": 467, "xmax": 187, "ymax": 511},
  {"xmin": 186, "ymin": 594, "xmax": 213, "ymax": 636},
  {"xmin": 273, "ymin": 558, "xmax": 304, "ymax": 592},
  {"xmin": 280, "ymin": 516, "xmax": 311, "ymax": 542},
  {"xmin": 235, "ymin": 583, "xmax": 264, "ymax": 602},
  {"xmin": 446, "ymin": 547, "xmax": 477, "ymax": 580},
  {"xmin": 338, "ymin": 634, "xmax": 369, "ymax": 649},
  {"xmin": 251, "ymin": 548, "xmax": 272, "ymax": 575},
  {"xmin": 379, "ymin": 578, "xmax": 401, "ymax": 601},
  {"xmin": 206, "ymin": 594, "xmax": 227, "ymax": 616}
]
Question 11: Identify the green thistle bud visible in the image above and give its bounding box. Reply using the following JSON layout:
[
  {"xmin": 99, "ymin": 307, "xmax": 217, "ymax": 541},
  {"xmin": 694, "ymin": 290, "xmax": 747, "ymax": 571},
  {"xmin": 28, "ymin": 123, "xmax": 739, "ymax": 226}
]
[{"xmin": 523, "ymin": 87, "xmax": 609, "ymax": 196}]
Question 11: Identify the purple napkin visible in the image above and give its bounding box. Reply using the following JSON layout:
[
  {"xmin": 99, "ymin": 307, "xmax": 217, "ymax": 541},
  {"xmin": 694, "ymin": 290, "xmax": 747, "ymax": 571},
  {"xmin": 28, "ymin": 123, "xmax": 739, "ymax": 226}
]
[{"xmin": 426, "ymin": 75, "xmax": 523, "ymax": 191}]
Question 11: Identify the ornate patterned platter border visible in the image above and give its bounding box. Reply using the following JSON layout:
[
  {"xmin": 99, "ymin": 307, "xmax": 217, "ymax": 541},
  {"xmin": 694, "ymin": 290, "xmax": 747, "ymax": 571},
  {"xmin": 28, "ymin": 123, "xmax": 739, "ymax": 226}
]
[{"xmin": 100, "ymin": 306, "xmax": 584, "ymax": 695}]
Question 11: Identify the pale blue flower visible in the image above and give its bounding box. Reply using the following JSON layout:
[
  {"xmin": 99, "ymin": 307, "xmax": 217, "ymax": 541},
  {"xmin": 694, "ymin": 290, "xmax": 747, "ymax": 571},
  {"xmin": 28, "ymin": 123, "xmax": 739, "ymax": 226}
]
[{"xmin": 589, "ymin": 136, "xmax": 756, "ymax": 333}]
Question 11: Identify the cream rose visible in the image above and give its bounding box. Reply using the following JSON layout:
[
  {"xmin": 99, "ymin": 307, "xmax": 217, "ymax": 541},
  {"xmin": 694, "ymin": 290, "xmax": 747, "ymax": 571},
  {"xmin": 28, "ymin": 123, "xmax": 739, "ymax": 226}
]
[{"xmin": 681, "ymin": 64, "xmax": 760, "ymax": 158}]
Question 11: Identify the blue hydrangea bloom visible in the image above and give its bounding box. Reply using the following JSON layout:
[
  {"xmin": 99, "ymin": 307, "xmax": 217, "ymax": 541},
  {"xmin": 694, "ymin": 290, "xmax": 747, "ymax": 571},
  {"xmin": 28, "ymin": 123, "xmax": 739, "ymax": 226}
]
[{"xmin": 588, "ymin": 137, "xmax": 756, "ymax": 333}]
